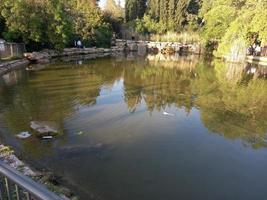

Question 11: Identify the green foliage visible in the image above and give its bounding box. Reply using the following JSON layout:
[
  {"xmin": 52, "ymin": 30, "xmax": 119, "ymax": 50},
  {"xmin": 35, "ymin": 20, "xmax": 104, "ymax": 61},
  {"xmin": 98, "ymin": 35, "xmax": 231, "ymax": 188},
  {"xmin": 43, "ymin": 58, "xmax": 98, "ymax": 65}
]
[
  {"xmin": 202, "ymin": 5, "xmax": 236, "ymax": 40},
  {"xmin": 126, "ymin": 0, "xmax": 202, "ymax": 35},
  {"xmin": 0, "ymin": 0, "xmax": 114, "ymax": 50},
  {"xmin": 0, "ymin": 0, "xmax": 73, "ymax": 49},
  {"xmin": 104, "ymin": 0, "xmax": 124, "ymax": 19},
  {"xmin": 200, "ymin": 0, "xmax": 267, "ymax": 59},
  {"xmin": 103, "ymin": 0, "xmax": 124, "ymax": 36},
  {"xmin": 0, "ymin": 16, "xmax": 5, "ymax": 38},
  {"xmin": 150, "ymin": 31, "xmax": 201, "ymax": 43},
  {"xmin": 1, "ymin": 0, "xmax": 46, "ymax": 44},
  {"xmin": 134, "ymin": 15, "xmax": 165, "ymax": 34},
  {"xmin": 94, "ymin": 24, "xmax": 113, "ymax": 48},
  {"xmin": 125, "ymin": 0, "xmax": 147, "ymax": 22},
  {"xmin": 46, "ymin": 0, "xmax": 74, "ymax": 50},
  {"xmin": 146, "ymin": 0, "xmax": 201, "ymax": 32},
  {"xmin": 74, "ymin": 1, "xmax": 104, "ymax": 42},
  {"xmin": 134, "ymin": 18, "xmax": 147, "ymax": 34}
]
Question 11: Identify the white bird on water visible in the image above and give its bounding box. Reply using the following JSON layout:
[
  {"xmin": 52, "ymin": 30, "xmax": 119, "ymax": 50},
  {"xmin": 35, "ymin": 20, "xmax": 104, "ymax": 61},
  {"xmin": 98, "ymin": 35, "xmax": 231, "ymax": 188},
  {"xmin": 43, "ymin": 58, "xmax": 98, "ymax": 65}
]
[{"xmin": 163, "ymin": 111, "xmax": 175, "ymax": 117}]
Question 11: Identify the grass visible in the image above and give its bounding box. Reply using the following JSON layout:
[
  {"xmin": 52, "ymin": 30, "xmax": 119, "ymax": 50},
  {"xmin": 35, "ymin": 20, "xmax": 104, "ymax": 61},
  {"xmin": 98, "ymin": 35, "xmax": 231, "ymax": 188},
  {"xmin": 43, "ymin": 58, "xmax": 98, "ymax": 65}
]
[{"xmin": 150, "ymin": 31, "xmax": 202, "ymax": 44}]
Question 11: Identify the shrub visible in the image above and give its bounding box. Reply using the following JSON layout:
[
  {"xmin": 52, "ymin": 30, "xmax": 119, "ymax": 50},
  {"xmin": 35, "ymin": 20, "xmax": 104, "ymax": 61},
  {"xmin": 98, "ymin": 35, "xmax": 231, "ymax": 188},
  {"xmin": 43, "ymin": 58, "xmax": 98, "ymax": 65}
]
[
  {"xmin": 150, "ymin": 31, "xmax": 201, "ymax": 44},
  {"xmin": 94, "ymin": 24, "xmax": 113, "ymax": 48}
]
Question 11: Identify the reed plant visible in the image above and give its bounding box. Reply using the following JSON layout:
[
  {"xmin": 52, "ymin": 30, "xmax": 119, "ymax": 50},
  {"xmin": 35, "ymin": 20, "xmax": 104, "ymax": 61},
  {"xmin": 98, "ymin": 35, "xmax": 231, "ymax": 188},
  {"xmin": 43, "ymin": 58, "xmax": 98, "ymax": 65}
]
[{"xmin": 150, "ymin": 32, "xmax": 201, "ymax": 44}]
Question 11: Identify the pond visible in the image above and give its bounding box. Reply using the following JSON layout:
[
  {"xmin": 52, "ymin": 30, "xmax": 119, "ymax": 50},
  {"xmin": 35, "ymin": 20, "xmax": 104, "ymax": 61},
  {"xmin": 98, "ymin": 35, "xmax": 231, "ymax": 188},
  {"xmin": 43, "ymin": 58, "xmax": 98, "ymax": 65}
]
[{"xmin": 0, "ymin": 54, "xmax": 267, "ymax": 200}]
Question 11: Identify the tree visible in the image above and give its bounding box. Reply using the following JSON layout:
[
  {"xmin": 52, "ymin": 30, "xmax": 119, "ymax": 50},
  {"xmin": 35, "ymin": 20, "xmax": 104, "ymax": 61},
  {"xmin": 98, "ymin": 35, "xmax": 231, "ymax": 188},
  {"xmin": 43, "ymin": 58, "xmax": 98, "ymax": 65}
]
[
  {"xmin": 125, "ymin": 0, "xmax": 147, "ymax": 22},
  {"xmin": 74, "ymin": 0, "xmax": 104, "ymax": 41},
  {"xmin": 46, "ymin": 0, "xmax": 74, "ymax": 49},
  {"xmin": 200, "ymin": 0, "xmax": 267, "ymax": 59},
  {"xmin": 0, "ymin": 16, "xmax": 5, "ymax": 38},
  {"xmin": 202, "ymin": 5, "xmax": 236, "ymax": 40},
  {"xmin": 147, "ymin": 0, "xmax": 160, "ymax": 20},
  {"xmin": 0, "ymin": 0, "xmax": 113, "ymax": 49},
  {"xmin": 1, "ymin": 0, "xmax": 73, "ymax": 49},
  {"xmin": 145, "ymin": 0, "xmax": 200, "ymax": 32},
  {"xmin": 104, "ymin": 0, "xmax": 124, "ymax": 19}
]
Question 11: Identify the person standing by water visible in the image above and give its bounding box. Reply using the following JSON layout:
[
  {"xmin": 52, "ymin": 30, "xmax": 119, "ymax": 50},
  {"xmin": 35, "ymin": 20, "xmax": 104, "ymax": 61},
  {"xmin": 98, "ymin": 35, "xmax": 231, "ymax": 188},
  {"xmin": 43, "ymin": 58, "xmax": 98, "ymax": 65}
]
[{"xmin": 77, "ymin": 40, "xmax": 82, "ymax": 48}]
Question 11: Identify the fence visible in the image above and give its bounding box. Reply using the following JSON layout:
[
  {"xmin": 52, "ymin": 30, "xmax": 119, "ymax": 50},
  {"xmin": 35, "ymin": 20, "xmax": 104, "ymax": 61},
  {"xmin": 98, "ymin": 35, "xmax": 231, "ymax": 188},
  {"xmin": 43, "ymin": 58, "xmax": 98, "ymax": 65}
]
[
  {"xmin": 0, "ymin": 161, "xmax": 63, "ymax": 200},
  {"xmin": 0, "ymin": 42, "xmax": 26, "ymax": 59}
]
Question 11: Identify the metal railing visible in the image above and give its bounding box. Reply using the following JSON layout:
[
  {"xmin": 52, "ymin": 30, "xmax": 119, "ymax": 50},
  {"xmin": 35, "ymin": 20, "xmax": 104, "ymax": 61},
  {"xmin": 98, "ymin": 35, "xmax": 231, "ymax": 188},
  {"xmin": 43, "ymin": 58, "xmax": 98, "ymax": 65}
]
[{"xmin": 0, "ymin": 161, "xmax": 63, "ymax": 200}]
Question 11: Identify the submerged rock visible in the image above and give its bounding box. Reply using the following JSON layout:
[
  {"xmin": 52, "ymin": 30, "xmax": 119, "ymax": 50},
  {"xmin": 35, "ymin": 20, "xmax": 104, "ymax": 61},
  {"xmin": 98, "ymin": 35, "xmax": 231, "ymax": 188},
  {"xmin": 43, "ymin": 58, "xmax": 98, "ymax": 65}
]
[{"xmin": 30, "ymin": 121, "xmax": 60, "ymax": 137}]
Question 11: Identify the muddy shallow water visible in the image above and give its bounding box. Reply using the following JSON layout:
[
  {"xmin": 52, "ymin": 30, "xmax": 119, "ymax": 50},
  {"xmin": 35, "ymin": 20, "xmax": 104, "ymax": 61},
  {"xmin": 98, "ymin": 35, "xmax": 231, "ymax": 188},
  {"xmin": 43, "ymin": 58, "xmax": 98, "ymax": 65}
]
[{"xmin": 0, "ymin": 54, "xmax": 267, "ymax": 200}]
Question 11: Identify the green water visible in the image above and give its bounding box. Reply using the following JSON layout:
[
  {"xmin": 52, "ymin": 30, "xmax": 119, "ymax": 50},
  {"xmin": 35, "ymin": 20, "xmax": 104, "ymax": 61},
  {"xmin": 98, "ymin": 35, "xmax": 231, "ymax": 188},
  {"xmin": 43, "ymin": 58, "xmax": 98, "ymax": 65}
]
[{"xmin": 0, "ymin": 55, "xmax": 267, "ymax": 200}]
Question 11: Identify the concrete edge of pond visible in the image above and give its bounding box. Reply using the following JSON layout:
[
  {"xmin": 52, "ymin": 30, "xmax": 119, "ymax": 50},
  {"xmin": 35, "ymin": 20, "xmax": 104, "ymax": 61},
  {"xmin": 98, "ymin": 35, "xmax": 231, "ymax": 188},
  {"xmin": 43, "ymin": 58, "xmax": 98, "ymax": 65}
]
[
  {"xmin": 0, "ymin": 47, "xmax": 125, "ymax": 76},
  {"xmin": 24, "ymin": 47, "xmax": 125, "ymax": 63},
  {"xmin": 0, "ymin": 59, "xmax": 30, "ymax": 76}
]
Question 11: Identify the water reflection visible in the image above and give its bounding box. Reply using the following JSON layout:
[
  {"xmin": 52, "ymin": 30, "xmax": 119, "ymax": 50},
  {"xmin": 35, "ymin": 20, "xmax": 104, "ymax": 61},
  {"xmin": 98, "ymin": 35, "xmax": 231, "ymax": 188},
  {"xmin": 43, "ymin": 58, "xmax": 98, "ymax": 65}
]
[
  {"xmin": 0, "ymin": 55, "xmax": 267, "ymax": 199},
  {"xmin": 195, "ymin": 61, "xmax": 267, "ymax": 148},
  {"xmin": 0, "ymin": 56, "xmax": 266, "ymax": 149}
]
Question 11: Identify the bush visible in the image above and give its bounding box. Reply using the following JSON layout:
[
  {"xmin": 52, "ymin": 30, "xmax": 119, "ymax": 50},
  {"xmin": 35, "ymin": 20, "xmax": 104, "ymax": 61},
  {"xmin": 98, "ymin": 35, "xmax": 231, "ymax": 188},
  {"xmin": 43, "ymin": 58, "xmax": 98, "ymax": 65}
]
[
  {"xmin": 134, "ymin": 15, "xmax": 165, "ymax": 34},
  {"xmin": 94, "ymin": 24, "xmax": 113, "ymax": 48}
]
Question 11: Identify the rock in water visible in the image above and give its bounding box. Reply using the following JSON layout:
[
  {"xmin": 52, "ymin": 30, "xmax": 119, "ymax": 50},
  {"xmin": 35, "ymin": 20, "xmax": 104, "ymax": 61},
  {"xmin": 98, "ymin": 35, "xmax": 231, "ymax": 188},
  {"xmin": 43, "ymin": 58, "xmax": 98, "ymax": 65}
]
[{"xmin": 30, "ymin": 121, "xmax": 59, "ymax": 137}]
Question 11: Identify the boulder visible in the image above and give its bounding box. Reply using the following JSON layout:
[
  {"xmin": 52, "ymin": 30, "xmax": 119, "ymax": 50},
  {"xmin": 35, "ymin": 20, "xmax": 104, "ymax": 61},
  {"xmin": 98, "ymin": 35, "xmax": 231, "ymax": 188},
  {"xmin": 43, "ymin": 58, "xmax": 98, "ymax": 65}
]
[
  {"xmin": 24, "ymin": 52, "xmax": 50, "ymax": 62},
  {"xmin": 161, "ymin": 46, "xmax": 175, "ymax": 55},
  {"xmin": 137, "ymin": 43, "xmax": 147, "ymax": 56},
  {"xmin": 30, "ymin": 121, "xmax": 60, "ymax": 137},
  {"xmin": 127, "ymin": 43, "xmax": 138, "ymax": 51},
  {"xmin": 26, "ymin": 64, "xmax": 46, "ymax": 71}
]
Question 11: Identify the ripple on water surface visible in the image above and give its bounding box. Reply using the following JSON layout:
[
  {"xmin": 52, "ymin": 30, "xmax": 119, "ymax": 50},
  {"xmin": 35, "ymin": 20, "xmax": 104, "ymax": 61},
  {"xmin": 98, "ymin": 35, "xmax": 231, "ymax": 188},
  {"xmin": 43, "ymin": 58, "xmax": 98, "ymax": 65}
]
[{"xmin": 0, "ymin": 56, "xmax": 267, "ymax": 200}]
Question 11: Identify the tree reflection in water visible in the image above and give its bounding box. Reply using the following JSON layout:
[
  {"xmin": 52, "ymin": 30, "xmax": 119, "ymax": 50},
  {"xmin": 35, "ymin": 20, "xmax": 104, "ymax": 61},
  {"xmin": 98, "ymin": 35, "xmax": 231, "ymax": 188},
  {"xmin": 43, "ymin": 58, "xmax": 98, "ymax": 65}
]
[{"xmin": 0, "ymin": 55, "xmax": 266, "ymax": 155}]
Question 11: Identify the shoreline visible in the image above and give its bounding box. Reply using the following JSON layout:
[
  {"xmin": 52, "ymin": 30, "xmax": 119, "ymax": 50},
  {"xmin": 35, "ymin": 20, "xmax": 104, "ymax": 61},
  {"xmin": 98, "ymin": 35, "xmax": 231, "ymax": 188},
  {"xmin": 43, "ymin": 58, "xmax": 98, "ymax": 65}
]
[
  {"xmin": 0, "ymin": 59, "xmax": 30, "ymax": 76},
  {"xmin": 1, "ymin": 42, "xmax": 267, "ymax": 78},
  {"xmin": 0, "ymin": 39, "xmax": 203, "ymax": 76},
  {"xmin": 0, "ymin": 144, "xmax": 78, "ymax": 199},
  {"xmin": 0, "ymin": 46, "xmax": 125, "ymax": 76}
]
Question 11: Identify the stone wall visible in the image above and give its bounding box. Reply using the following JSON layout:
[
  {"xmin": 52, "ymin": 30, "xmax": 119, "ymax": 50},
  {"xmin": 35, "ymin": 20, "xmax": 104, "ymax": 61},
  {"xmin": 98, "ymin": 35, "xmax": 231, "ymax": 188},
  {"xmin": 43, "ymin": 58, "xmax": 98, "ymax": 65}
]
[
  {"xmin": 24, "ymin": 46, "xmax": 125, "ymax": 63},
  {"xmin": 0, "ymin": 40, "xmax": 202, "ymax": 77},
  {"xmin": 115, "ymin": 39, "xmax": 203, "ymax": 55}
]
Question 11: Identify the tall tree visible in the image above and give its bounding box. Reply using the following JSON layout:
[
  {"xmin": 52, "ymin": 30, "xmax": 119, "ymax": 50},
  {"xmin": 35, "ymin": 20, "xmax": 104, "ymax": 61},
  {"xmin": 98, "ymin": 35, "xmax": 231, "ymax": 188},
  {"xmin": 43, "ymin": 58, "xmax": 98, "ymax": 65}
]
[
  {"xmin": 104, "ymin": 0, "xmax": 124, "ymax": 19},
  {"xmin": 159, "ymin": 0, "xmax": 169, "ymax": 23},
  {"xmin": 0, "ymin": 17, "xmax": 5, "ymax": 38},
  {"xmin": 1, "ymin": 0, "xmax": 73, "ymax": 49},
  {"xmin": 74, "ymin": 0, "xmax": 104, "ymax": 40},
  {"xmin": 146, "ymin": 0, "xmax": 200, "ymax": 31},
  {"xmin": 147, "ymin": 0, "xmax": 160, "ymax": 20},
  {"xmin": 125, "ymin": 0, "xmax": 147, "ymax": 22}
]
